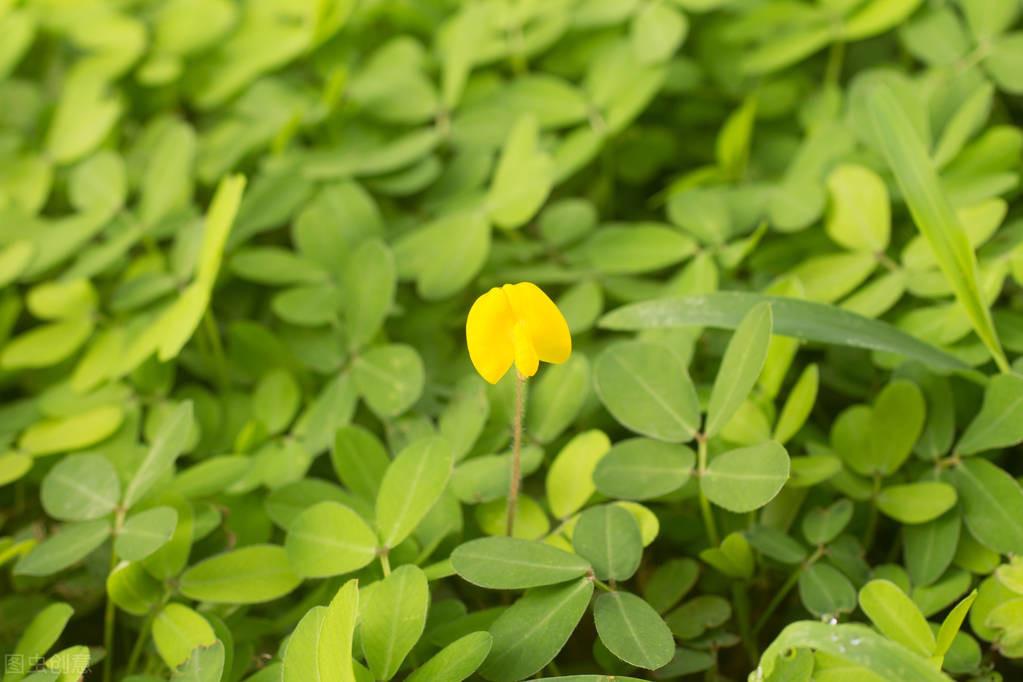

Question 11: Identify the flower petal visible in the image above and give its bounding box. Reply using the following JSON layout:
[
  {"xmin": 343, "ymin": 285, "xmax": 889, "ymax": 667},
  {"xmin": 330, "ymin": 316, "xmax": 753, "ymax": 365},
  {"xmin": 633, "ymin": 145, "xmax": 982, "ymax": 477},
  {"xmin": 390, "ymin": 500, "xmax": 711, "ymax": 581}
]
[
  {"xmin": 513, "ymin": 321, "xmax": 539, "ymax": 378},
  {"xmin": 502, "ymin": 282, "xmax": 571, "ymax": 364},
  {"xmin": 466, "ymin": 287, "xmax": 515, "ymax": 384}
]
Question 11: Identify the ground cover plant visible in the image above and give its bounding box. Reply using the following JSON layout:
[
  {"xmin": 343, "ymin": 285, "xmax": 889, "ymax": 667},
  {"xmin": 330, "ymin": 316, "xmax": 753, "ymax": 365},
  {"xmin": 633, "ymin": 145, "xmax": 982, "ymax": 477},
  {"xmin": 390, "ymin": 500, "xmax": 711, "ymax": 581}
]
[{"xmin": 2, "ymin": 0, "xmax": 1023, "ymax": 680}]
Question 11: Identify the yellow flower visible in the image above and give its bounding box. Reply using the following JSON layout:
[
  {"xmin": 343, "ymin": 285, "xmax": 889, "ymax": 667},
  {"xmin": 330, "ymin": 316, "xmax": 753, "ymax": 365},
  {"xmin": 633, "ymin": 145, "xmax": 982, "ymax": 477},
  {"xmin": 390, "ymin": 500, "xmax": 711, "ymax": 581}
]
[{"xmin": 466, "ymin": 282, "xmax": 571, "ymax": 384}]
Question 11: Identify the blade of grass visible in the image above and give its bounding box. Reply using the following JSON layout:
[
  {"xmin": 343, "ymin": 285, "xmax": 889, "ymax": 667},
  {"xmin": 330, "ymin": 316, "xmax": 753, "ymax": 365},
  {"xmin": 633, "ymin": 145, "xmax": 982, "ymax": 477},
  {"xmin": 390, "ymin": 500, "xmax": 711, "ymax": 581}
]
[{"xmin": 866, "ymin": 85, "xmax": 1008, "ymax": 372}]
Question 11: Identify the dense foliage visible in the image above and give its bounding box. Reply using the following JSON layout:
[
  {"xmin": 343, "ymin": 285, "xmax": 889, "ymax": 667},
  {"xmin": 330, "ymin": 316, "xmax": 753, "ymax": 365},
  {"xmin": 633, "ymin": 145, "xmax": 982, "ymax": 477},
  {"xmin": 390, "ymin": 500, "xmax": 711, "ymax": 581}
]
[{"xmin": 2, "ymin": 0, "xmax": 1023, "ymax": 680}]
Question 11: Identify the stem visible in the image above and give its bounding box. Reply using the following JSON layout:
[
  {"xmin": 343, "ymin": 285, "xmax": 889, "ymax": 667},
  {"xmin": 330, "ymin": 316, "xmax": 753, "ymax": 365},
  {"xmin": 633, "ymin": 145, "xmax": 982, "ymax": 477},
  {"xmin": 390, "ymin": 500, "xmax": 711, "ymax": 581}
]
[
  {"xmin": 505, "ymin": 373, "xmax": 527, "ymax": 537},
  {"xmin": 825, "ymin": 40, "xmax": 845, "ymax": 86},
  {"xmin": 202, "ymin": 312, "xmax": 229, "ymax": 388},
  {"xmin": 103, "ymin": 508, "xmax": 126, "ymax": 682},
  {"xmin": 752, "ymin": 547, "xmax": 824, "ymax": 636},
  {"xmin": 126, "ymin": 609, "xmax": 156, "ymax": 676},
  {"xmin": 733, "ymin": 583, "xmax": 759, "ymax": 665},
  {"xmin": 864, "ymin": 473, "xmax": 881, "ymax": 552},
  {"xmin": 696, "ymin": 434, "xmax": 720, "ymax": 546},
  {"xmin": 379, "ymin": 551, "xmax": 391, "ymax": 577}
]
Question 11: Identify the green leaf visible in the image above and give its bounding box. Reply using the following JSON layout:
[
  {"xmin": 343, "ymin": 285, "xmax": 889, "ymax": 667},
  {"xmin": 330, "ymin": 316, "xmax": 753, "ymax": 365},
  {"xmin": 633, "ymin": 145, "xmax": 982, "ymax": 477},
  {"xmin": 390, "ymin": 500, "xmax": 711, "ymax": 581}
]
[
  {"xmin": 375, "ymin": 436, "xmax": 452, "ymax": 548},
  {"xmin": 577, "ymin": 225, "xmax": 697, "ymax": 275},
  {"xmin": 859, "ymin": 579, "xmax": 936, "ymax": 657},
  {"xmin": 123, "ymin": 402, "xmax": 194, "ymax": 508},
  {"xmin": 451, "ymin": 537, "xmax": 591, "ymax": 589},
  {"xmin": 171, "ymin": 641, "xmax": 225, "ymax": 682},
  {"xmin": 705, "ymin": 302, "xmax": 772, "ymax": 437},
  {"xmin": 0, "ymin": 240, "xmax": 34, "ymax": 288},
  {"xmin": 15, "ymin": 519, "xmax": 111, "ymax": 576},
  {"xmin": 361, "ymin": 565, "xmax": 429, "ymax": 680},
  {"xmin": 643, "ymin": 558, "xmax": 699, "ymax": 614},
  {"xmin": 319, "ymin": 579, "xmax": 360, "ymax": 682},
  {"xmin": 546, "ymin": 430, "xmax": 610, "ymax": 519},
  {"xmin": 3, "ymin": 603, "xmax": 73, "ymax": 682},
  {"xmin": 45, "ymin": 70, "xmax": 121, "ymax": 164},
  {"xmin": 948, "ymin": 458, "xmax": 1023, "ymax": 555},
  {"xmin": 798, "ymin": 563, "xmax": 857, "ymax": 618},
  {"xmin": 877, "ymin": 482, "xmax": 957, "ymax": 524},
  {"xmin": 701, "ymin": 441, "xmax": 790, "ymax": 513},
  {"xmin": 960, "ymin": 0, "xmax": 1019, "ymax": 40},
  {"xmin": 904, "ymin": 510, "xmax": 960, "ymax": 588},
  {"xmin": 743, "ymin": 26, "xmax": 831, "ymax": 75},
  {"xmin": 169, "ymin": 456, "xmax": 250, "ymax": 498},
  {"xmin": 593, "ymin": 438, "xmax": 694, "ymax": 501},
  {"xmin": 802, "ymin": 499, "xmax": 854, "ymax": 546},
  {"xmin": 914, "ymin": 569, "xmax": 971, "ymax": 617},
  {"xmin": 716, "ymin": 96, "xmax": 757, "ymax": 181},
  {"xmin": 271, "ymin": 285, "xmax": 340, "ymax": 326},
  {"xmin": 476, "ymin": 494, "xmax": 550, "ymax": 540},
  {"xmin": 527, "ymin": 354, "xmax": 590, "ymax": 443},
  {"xmin": 344, "ymin": 238, "xmax": 395, "ymax": 347},
  {"xmin": 843, "ymin": 0, "xmax": 926, "ymax": 40},
  {"xmin": 572, "ymin": 504, "xmax": 642, "ymax": 581},
  {"xmin": 230, "ymin": 247, "xmax": 328, "ymax": 285},
  {"xmin": 115, "ymin": 507, "xmax": 178, "ymax": 561},
  {"xmin": 253, "ymin": 369, "xmax": 300, "ymax": 435},
  {"xmin": 700, "ymin": 531, "xmax": 754, "ymax": 579},
  {"xmin": 631, "ymin": 1, "xmax": 687, "ymax": 64},
  {"xmin": 486, "ymin": 115, "xmax": 553, "ymax": 230},
  {"xmin": 353, "ymin": 344, "xmax": 425, "ymax": 418},
  {"xmin": 0, "ymin": 450, "xmax": 32, "ymax": 487},
  {"xmin": 331, "ymin": 425, "xmax": 390, "ymax": 502},
  {"xmin": 757, "ymin": 621, "xmax": 950, "ymax": 681},
  {"xmin": 479, "ymin": 578, "xmax": 594, "ymax": 682},
  {"xmin": 179, "ymin": 544, "xmax": 301, "ymax": 604},
  {"xmin": 593, "ymin": 341, "xmax": 700, "ymax": 442},
  {"xmin": 405, "ymin": 631, "xmax": 492, "ymax": 682},
  {"xmin": 788, "ymin": 252, "xmax": 877, "ymax": 304},
  {"xmin": 285, "ymin": 501, "xmax": 377, "ymax": 578},
  {"xmin": 956, "ymin": 373, "xmax": 1023, "ymax": 454},
  {"xmin": 1, "ymin": 316, "xmax": 93, "ymax": 370},
  {"xmin": 934, "ymin": 590, "xmax": 978, "ymax": 663},
  {"xmin": 773, "ymin": 363, "xmax": 818, "ymax": 444},
  {"xmin": 27, "ymin": 279, "xmax": 97, "ymax": 320},
  {"xmin": 142, "ymin": 496, "xmax": 193, "ymax": 580},
  {"xmin": 986, "ymin": 33, "xmax": 1023, "ymax": 94},
  {"xmin": 40, "ymin": 453, "xmax": 119, "ymax": 521},
  {"xmin": 451, "ymin": 446, "xmax": 543, "ymax": 504},
  {"xmin": 745, "ymin": 525, "xmax": 808, "ymax": 565},
  {"xmin": 282, "ymin": 607, "xmax": 328, "ymax": 682},
  {"xmin": 867, "ymin": 84, "xmax": 1006, "ymax": 370},
  {"xmin": 825, "ymin": 164, "xmax": 890, "ymax": 252},
  {"xmin": 395, "ymin": 211, "xmax": 491, "ymax": 301},
  {"xmin": 865, "ymin": 380, "xmax": 926, "ymax": 475},
  {"xmin": 18, "ymin": 404, "xmax": 122, "ymax": 456},
  {"xmin": 153, "ymin": 603, "xmax": 217, "ymax": 669},
  {"xmin": 43, "ymin": 644, "xmax": 90, "ymax": 682},
  {"xmin": 593, "ymin": 591, "xmax": 674, "ymax": 669},
  {"xmin": 664, "ymin": 595, "xmax": 732, "ymax": 639},
  {"xmin": 305, "ymin": 129, "xmax": 441, "ymax": 179},
  {"xmin": 107, "ymin": 561, "xmax": 163, "ymax": 616},
  {"xmin": 600, "ymin": 292, "xmax": 971, "ymax": 373},
  {"xmin": 140, "ymin": 120, "xmax": 195, "ymax": 227}
]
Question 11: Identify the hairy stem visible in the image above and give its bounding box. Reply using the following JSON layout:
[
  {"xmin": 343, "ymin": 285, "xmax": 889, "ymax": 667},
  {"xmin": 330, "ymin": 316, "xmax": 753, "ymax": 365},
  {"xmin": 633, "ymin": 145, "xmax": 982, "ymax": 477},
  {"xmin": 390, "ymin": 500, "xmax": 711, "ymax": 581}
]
[{"xmin": 505, "ymin": 372, "xmax": 527, "ymax": 536}]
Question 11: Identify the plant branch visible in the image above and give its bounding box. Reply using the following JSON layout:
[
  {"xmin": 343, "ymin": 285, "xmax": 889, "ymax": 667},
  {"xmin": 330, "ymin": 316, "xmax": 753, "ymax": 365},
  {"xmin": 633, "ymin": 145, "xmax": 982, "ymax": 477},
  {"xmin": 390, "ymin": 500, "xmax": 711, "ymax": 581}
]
[{"xmin": 505, "ymin": 372, "xmax": 527, "ymax": 536}]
